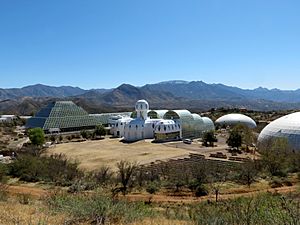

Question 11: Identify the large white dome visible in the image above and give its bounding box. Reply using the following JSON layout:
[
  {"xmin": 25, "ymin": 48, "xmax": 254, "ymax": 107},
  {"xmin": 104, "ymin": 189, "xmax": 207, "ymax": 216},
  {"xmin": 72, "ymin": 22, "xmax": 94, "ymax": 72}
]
[
  {"xmin": 258, "ymin": 112, "xmax": 300, "ymax": 150},
  {"xmin": 215, "ymin": 113, "xmax": 257, "ymax": 128}
]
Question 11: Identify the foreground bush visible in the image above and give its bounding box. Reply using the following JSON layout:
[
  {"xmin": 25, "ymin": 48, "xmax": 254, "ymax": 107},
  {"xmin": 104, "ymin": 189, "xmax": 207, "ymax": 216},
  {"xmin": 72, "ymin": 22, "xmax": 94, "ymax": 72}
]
[
  {"xmin": 188, "ymin": 193, "xmax": 300, "ymax": 225},
  {"xmin": 47, "ymin": 191, "xmax": 154, "ymax": 224},
  {"xmin": 9, "ymin": 154, "xmax": 82, "ymax": 185}
]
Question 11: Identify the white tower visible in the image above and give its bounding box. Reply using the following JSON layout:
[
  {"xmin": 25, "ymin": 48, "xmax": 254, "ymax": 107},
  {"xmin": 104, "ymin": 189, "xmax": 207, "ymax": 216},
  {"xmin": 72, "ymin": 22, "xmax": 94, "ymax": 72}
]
[{"xmin": 135, "ymin": 99, "xmax": 149, "ymax": 120}]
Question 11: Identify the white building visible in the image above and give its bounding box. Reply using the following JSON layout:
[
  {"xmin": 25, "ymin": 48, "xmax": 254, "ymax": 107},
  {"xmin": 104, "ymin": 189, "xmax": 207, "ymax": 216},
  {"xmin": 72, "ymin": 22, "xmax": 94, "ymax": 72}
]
[
  {"xmin": 0, "ymin": 115, "xmax": 17, "ymax": 123},
  {"xmin": 123, "ymin": 100, "xmax": 166, "ymax": 142},
  {"xmin": 110, "ymin": 99, "xmax": 215, "ymax": 142}
]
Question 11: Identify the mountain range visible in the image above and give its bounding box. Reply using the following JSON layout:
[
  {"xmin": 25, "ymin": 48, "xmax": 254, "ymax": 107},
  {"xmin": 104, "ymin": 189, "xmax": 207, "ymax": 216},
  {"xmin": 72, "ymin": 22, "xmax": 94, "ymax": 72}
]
[{"xmin": 1, "ymin": 81, "xmax": 300, "ymax": 115}]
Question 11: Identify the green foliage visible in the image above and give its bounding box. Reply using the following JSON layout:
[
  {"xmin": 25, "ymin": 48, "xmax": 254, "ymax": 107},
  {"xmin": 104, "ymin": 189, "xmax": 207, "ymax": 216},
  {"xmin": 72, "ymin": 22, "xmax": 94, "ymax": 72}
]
[
  {"xmin": 146, "ymin": 181, "xmax": 160, "ymax": 195},
  {"xmin": 28, "ymin": 128, "xmax": 45, "ymax": 146},
  {"xmin": 0, "ymin": 184, "xmax": 8, "ymax": 202},
  {"xmin": 94, "ymin": 125, "xmax": 106, "ymax": 138},
  {"xmin": 80, "ymin": 130, "xmax": 89, "ymax": 139},
  {"xmin": 0, "ymin": 163, "xmax": 8, "ymax": 183},
  {"xmin": 188, "ymin": 193, "xmax": 300, "ymax": 225},
  {"xmin": 194, "ymin": 185, "xmax": 208, "ymax": 197},
  {"xmin": 202, "ymin": 131, "xmax": 217, "ymax": 147},
  {"xmin": 227, "ymin": 130, "xmax": 242, "ymax": 149},
  {"xmin": 232, "ymin": 124, "xmax": 255, "ymax": 146},
  {"xmin": 237, "ymin": 160, "xmax": 260, "ymax": 188},
  {"xmin": 259, "ymin": 137, "xmax": 292, "ymax": 176},
  {"xmin": 9, "ymin": 154, "xmax": 82, "ymax": 185},
  {"xmin": 47, "ymin": 191, "xmax": 154, "ymax": 224}
]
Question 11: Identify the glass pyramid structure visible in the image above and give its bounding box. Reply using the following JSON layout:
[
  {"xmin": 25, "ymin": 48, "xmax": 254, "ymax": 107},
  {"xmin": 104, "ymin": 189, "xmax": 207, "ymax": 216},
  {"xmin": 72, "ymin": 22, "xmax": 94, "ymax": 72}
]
[{"xmin": 26, "ymin": 101, "xmax": 100, "ymax": 133}]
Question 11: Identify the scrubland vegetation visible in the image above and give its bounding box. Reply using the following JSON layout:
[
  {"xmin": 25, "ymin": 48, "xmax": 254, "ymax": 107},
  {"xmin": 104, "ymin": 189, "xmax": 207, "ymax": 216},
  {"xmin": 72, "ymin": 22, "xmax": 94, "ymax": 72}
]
[{"xmin": 0, "ymin": 116, "xmax": 300, "ymax": 224}]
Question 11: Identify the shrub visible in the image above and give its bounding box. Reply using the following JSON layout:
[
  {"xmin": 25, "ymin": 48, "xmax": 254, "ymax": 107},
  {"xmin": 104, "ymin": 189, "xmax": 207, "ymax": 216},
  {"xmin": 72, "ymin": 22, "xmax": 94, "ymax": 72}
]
[
  {"xmin": 194, "ymin": 185, "xmax": 208, "ymax": 197},
  {"xmin": 9, "ymin": 154, "xmax": 82, "ymax": 185},
  {"xmin": 17, "ymin": 193, "xmax": 31, "ymax": 205},
  {"xmin": 146, "ymin": 181, "xmax": 160, "ymax": 195},
  {"xmin": 0, "ymin": 163, "xmax": 8, "ymax": 183},
  {"xmin": 47, "ymin": 191, "xmax": 154, "ymax": 224},
  {"xmin": 188, "ymin": 193, "xmax": 300, "ymax": 225},
  {"xmin": 0, "ymin": 184, "xmax": 8, "ymax": 202}
]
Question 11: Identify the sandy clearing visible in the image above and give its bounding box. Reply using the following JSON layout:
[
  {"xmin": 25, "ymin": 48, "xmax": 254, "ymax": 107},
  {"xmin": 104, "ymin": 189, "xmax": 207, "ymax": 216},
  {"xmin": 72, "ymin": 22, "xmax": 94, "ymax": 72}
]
[{"xmin": 46, "ymin": 138, "xmax": 194, "ymax": 171}]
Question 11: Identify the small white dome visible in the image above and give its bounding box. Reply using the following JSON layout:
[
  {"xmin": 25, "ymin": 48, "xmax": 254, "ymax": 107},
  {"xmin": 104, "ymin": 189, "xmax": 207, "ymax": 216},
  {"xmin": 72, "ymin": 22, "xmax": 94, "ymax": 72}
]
[
  {"xmin": 215, "ymin": 113, "xmax": 257, "ymax": 128},
  {"xmin": 258, "ymin": 112, "xmax": 300, "ymax": 150},
  {"xmin": 135, "ymin": 99, "xmax": 149, "ymax": 111}
]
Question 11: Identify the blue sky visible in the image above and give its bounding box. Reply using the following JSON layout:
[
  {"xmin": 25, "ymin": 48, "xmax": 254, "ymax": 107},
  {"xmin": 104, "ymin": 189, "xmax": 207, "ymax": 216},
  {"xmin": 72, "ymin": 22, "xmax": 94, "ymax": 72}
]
[{"xmin": 1, "ymin": 0, "xmax": 300, "ymax": 90}]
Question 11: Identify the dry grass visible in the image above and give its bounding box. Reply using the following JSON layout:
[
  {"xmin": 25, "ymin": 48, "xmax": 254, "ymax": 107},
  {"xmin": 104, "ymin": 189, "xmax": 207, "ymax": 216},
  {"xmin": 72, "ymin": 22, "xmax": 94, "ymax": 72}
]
[
  {"xmin": 127, "ymin": 218, "xmax": 192, "ymax": 225},
  {"xmin": 46, "ymin": 139, "xmax": 193, "ymax": 170},
  {"xmin": 0, "ymin": 199, "xmax": 68, "ymax": 225}
]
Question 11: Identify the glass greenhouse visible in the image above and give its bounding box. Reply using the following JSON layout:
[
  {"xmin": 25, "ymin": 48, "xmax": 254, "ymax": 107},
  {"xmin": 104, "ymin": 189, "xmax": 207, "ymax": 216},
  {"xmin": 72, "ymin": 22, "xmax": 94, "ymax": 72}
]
[{"xmin": 26, "ymin": 101, "xmax": 101, "ymax": 133}]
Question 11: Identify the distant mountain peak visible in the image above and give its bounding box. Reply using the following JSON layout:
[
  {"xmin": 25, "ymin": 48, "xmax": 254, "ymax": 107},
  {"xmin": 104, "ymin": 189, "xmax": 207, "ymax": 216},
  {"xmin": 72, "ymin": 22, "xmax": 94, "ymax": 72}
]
[{"xmin": 158, "ymin": 80, "xmax": 189, "ymax": 85}]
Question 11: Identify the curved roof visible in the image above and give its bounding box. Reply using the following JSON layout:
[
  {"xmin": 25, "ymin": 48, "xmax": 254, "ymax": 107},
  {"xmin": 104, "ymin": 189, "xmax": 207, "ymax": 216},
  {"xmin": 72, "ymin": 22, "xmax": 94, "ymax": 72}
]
[
  {"xmin": 215, "ymin": 113, "xmax": 257, "ymax": 128},
  {"xmin": 154, "ymin": 120, "xmax": 180, "ymax": 134},
  {"xmin": 258, "ymin": 112, "xmax": 300, "ymax": 150},
  {"xmin": 164, "ymin": 110, "xmax": 193, "ymax": 120},
  {"xmin": 148, "ymin": 110, "xmax": 168, "ymax": 119},
  {"xmin": 202, "ymin": 117, "xmax": 215, "ymax": 131}
]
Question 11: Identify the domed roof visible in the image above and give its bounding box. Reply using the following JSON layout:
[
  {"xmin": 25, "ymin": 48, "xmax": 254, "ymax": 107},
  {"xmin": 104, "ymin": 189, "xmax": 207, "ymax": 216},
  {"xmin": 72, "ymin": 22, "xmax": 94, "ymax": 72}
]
[
  {"xmin": 215, "ymin": 113, "xmax": 257, "ymax": 128},
  {"xmin": 258, "ymin": 112, "xmax": 300, "ymax": 150},
  {"xmin": 135, "ymin": 99, "xmax": 149, "ymax": 111},
  {"xmin": 202, "ymin": 117, "xmax": 215, "ymax": 131}
]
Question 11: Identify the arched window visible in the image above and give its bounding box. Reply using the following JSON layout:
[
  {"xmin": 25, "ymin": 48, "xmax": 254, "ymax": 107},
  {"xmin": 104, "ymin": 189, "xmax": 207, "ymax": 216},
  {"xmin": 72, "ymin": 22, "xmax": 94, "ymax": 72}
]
[
  {"xmin": 164, "ymin": 126, "xmax": 166, "ymax": 131},
  {"xmin": 136, "ymin": 125, "xmax": 138, "ymax": 129},
  {"xmin": 158, "ymin": 126, "xmax": 161, "ymax": 131}
]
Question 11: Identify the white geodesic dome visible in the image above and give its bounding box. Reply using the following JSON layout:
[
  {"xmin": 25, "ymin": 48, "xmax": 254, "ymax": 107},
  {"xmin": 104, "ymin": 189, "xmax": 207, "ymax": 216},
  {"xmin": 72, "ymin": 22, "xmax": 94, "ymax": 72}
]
[
  {"xmin": 215, "ymin": 113, "xmax": 257, "ymax": 128},
  {"xmin": 258, "ymin": 112, "xmax": 300, "ymax": 150}
]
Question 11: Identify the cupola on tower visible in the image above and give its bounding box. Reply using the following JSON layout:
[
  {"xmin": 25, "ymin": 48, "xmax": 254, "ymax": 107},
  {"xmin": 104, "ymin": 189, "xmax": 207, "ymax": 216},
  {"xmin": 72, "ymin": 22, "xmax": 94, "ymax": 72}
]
[{"xmin": 135, "ymin": 99, "xmax": 149, "ymax": 120}]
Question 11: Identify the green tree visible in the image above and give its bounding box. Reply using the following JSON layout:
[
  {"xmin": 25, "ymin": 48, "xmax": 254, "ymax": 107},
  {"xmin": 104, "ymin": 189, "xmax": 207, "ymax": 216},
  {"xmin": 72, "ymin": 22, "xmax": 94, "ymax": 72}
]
[
  {"xmin": 28, "ymin": 128, "xmax": 45, "ymax": 147},
  {"xmin": 232, "ymin": 124, "xmax": 255, "ymax": 147},
  {"xmin": 93, "ymin": 125, "xmax": 106, "ymax": 138},
  {"xmin": 259, "ymin": 137, "xmax": 291, "ymax": 176},
  {"xmin": 238, "ymin": 160, "xmax": 260, "ymax": 188},
  {"xmin": 227, "ymin": 130, "xmax": 242, "ymax": 149},
  {"xmin": 202, "ymin": 131, "xmax": 218, "ymax": 147}
]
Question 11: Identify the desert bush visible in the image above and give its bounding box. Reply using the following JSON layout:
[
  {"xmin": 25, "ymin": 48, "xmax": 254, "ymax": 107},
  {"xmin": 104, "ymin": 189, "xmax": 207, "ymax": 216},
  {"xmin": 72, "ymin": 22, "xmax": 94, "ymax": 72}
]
[
  {"xmin": 188, "ymin": 193, "xmax": 300, "ymax": 225},
  {"xmin": 269, "ymin": 177, "xmax": 293, "ymax": 188},
  {"xmin": 0, "ymin": 184, "xmax": 8, "ymax": 202},
  {"xmin": 115, "ymin": 160, "xmax": 137, "ymax": 196},
  {"xmin": 0, "ymin": 163, "xmax": 8, "ymax": 183},
  {"xmin": 17, "ymin": 193, "xmax": 31, "ymax": 205},
  {"xmin": 9, "ymin": 154, "xmax": 82, "ymax": 185},
  {"xmin": 47, "ymin": 191, "xmax": 154, "ymax": 224},
  {"xmin": 93, "ymin": 165, "xmax": 114, "ymax": 186}
]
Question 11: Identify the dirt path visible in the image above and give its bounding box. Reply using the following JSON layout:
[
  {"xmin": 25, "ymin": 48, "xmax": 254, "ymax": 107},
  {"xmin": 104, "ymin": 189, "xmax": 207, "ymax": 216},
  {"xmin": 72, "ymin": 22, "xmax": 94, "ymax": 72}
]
[
  {"xmin": 6, "ymin": 185, "xmax": 49, "ymax": 198},
  {"xmin": 124, "ymin": 185, "xmax": 298, "ymax": 204},
  {"xmin": 6, "ymin": 184, "xmax": 298, "ymax": 203}
]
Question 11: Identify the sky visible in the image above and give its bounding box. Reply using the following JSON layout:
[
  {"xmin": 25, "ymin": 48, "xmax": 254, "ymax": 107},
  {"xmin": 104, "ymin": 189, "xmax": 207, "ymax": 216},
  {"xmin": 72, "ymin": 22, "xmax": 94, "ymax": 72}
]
[{"xmin": 1, "ymin": 0, "xmax": 300, "ymax": 90}]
